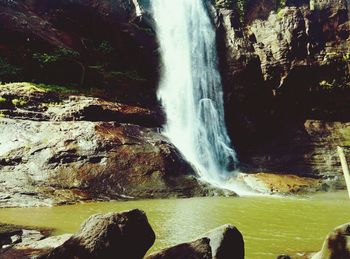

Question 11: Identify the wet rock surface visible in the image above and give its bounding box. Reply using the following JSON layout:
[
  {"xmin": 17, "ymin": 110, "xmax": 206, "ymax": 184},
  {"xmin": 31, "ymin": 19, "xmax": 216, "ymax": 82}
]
[{"xmin": 0, "ymin": 83, "xmax": 230, "ymax": 208}]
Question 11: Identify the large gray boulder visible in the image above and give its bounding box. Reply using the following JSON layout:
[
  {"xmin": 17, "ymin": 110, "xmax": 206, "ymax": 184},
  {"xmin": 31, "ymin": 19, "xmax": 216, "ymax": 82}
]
[
  {"xmin": 146, "ymin": 224, "xmax": 244, "ymax": 259},
  {"xmin": 41, "ymin": 209, "xmax": 155, "ymax": 259}
]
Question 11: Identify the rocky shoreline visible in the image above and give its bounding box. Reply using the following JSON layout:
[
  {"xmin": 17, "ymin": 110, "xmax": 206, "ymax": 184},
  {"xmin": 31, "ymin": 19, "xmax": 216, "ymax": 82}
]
[
  {"xmin": 0, "ymin": 209, "xmax": 245, "ymax": 259},
  {"xmin": 1, "ymin": 209, "xmax": 349, "ymax": 259}
]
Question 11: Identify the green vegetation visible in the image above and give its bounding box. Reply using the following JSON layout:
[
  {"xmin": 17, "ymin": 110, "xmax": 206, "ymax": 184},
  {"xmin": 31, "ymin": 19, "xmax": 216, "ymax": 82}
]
[
  {"xmin": 343, "ymin": 52, "xmax": 350, "ymax": 62},
  {"xmin": 0, "ymin": 57, "xmax": 22, "ymax": 82},
  {"xmin": 33, "ymin": 48, "xmax": 85, "ymax": 85},
  {"xmin": 215, "ymin": 0, "xmax": 232, "ymax": 8},
  {"xmin": 107, "ymin": 71, "xmax": 146, "ymax": 82},
  {"xmin": 215, "ymin": 0, "xmax": 288, "ymax": 22},
  {"xmin": 0, "ymin": 82, "xmax": 82, "ymax": 95},
  {"xmin": 0, "ymin": 97, "xmax": 6, "ymax": 103},
  {"xmin": 11, "ymin": 98, "xmax": 28, "ymax": 107},
  {"xmin": 131, "ymin": 23, "xmax": 154, "ymax": 36},
  {"xmin": 310, "ymin": 0, "xmax": 315, "ymax": 10},
  {"xmin": 98, "ymin": 41, "xmax": 114, "ymax": 55},
  {"xmin": 318, "ymin": 80, "xmax": 335, "ymax": 90},
  {"xmin": 33, "ymin": 83, "xmax": 81, "ymax": 94},
  {"xmin": 276, "ymin": 0, "xmax": 286, "ymax": 18},
  {"xmin": 318, "ymin": 77, "xmax": 350, "ymax": 91},
  {"xmin": 33, "ymin": 48, "xmax": 79, "ymax": 65}
]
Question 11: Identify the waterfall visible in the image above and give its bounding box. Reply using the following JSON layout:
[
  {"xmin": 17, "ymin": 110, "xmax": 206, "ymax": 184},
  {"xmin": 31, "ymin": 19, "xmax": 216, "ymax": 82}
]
[{"xmin": 151, "ymin": 0, "xmax": 238, "ymax": 185}]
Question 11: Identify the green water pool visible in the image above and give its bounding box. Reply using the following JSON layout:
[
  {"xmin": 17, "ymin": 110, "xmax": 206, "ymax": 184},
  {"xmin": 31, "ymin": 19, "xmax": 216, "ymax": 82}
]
[{"xmin": 1, "ymin": 191, "xmax": 349, "ymax": 258}]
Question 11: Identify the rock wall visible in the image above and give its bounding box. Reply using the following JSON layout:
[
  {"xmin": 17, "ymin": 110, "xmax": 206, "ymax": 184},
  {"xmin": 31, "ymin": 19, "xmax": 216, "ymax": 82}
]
[{"xmin": 214, "ymin": 0, "xmax": 350, "ymax": 179}]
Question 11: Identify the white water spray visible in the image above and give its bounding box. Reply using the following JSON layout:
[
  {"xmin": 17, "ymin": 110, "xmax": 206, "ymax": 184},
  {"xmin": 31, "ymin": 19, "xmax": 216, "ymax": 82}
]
[{"xmin": 151, "ymin": 0, "xmax": 238, "ymax": 185}]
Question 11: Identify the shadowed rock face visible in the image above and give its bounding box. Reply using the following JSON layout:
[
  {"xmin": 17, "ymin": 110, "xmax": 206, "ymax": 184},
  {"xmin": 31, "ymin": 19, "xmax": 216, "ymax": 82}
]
[
  {"xmin": 0, "ymin": 0, "xmax": 159, "ymax": 106},
  {"xmin": 214, "ymin": 0, "xmax": 350, "ymax": 179}
]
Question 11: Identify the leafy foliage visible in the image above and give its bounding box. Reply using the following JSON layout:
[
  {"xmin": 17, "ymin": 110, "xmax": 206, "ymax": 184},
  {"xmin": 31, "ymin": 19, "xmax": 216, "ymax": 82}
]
[
  {"xmin": 33, "ymin": 48, "xmax": 80, "ymax": 66},
  {"xmin": 0, "ymin": 57, "xmax": 22, "ymax": 82},
  {"xmin": 98, "ymin": 41, "xmax": 114, "ymax": 55},
  {"xmin": 11, "ymin": 98, "xmax": 28, "ymax": 107},
  {"xmin": 0, "ymin": 82, "xmax": 82, "ymax": 95},
  {"xmin": 33, "ymin": 48, "xmax": 85, "ymax": 85},
  {"xmin": 343, "ymin": 52, "xmax": 350, "ymax": 62},
  {"xmin": 215, "ymin": 0, "xmax": 232, "ymax": 8},
  {"xmin": 215, "ymin": 0, "xmax": 288, "ymax": 22}
]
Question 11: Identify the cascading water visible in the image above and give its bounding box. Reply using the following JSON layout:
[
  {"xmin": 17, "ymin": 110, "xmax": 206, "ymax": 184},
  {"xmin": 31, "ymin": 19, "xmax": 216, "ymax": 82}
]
[{"xmin": 151, "ymin": 0, "xmax": 238, "ymax": 185}]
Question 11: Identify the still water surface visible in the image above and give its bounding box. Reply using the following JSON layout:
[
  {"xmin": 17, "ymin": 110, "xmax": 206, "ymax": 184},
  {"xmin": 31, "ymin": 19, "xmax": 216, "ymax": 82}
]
[{"xmin": 0, "ymin": 191, "xmax": 349, "ymax": 258}]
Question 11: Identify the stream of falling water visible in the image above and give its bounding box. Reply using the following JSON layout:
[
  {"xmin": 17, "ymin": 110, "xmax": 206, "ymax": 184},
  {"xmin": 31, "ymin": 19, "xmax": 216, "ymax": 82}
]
[{"xmin": 151, "ymin": 0, "xmax": 239, "ymax": 187}]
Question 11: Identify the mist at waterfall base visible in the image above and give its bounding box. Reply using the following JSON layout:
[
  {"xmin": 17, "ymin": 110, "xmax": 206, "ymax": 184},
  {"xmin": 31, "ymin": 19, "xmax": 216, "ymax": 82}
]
[{"xmin": 151, "ymin": 0, "xmax": 248, "ymax": 194}]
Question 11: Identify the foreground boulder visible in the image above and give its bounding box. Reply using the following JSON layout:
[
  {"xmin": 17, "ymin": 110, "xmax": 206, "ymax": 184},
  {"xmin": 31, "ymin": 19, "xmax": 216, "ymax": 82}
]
[
  {"xmin": 41, "ymin": 209, "xmax": 155, "ymax": 259},
  {"xmin": 311, "ymin": 222, "xmax": 350, "ymax": 259},
  {"xmin": 146, "ymin": 224, "xmax": 244, "ymax": 259}
]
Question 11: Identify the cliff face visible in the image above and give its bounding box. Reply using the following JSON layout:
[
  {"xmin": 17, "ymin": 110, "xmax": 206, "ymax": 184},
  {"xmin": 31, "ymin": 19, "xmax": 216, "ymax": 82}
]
[
  {"xmin": 214, "ymin": 0, "xmax": 350, "ymax": 179},
  {"xmin": 0, "ymin": 0, "xmax": 349, "ymax": 184}
]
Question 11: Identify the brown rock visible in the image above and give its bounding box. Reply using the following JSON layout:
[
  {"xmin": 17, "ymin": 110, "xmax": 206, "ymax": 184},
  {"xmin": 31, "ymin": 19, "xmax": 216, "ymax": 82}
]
[{"xmin": 235, "ymin": 172, "xmax": 322, "ymax": 194}]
